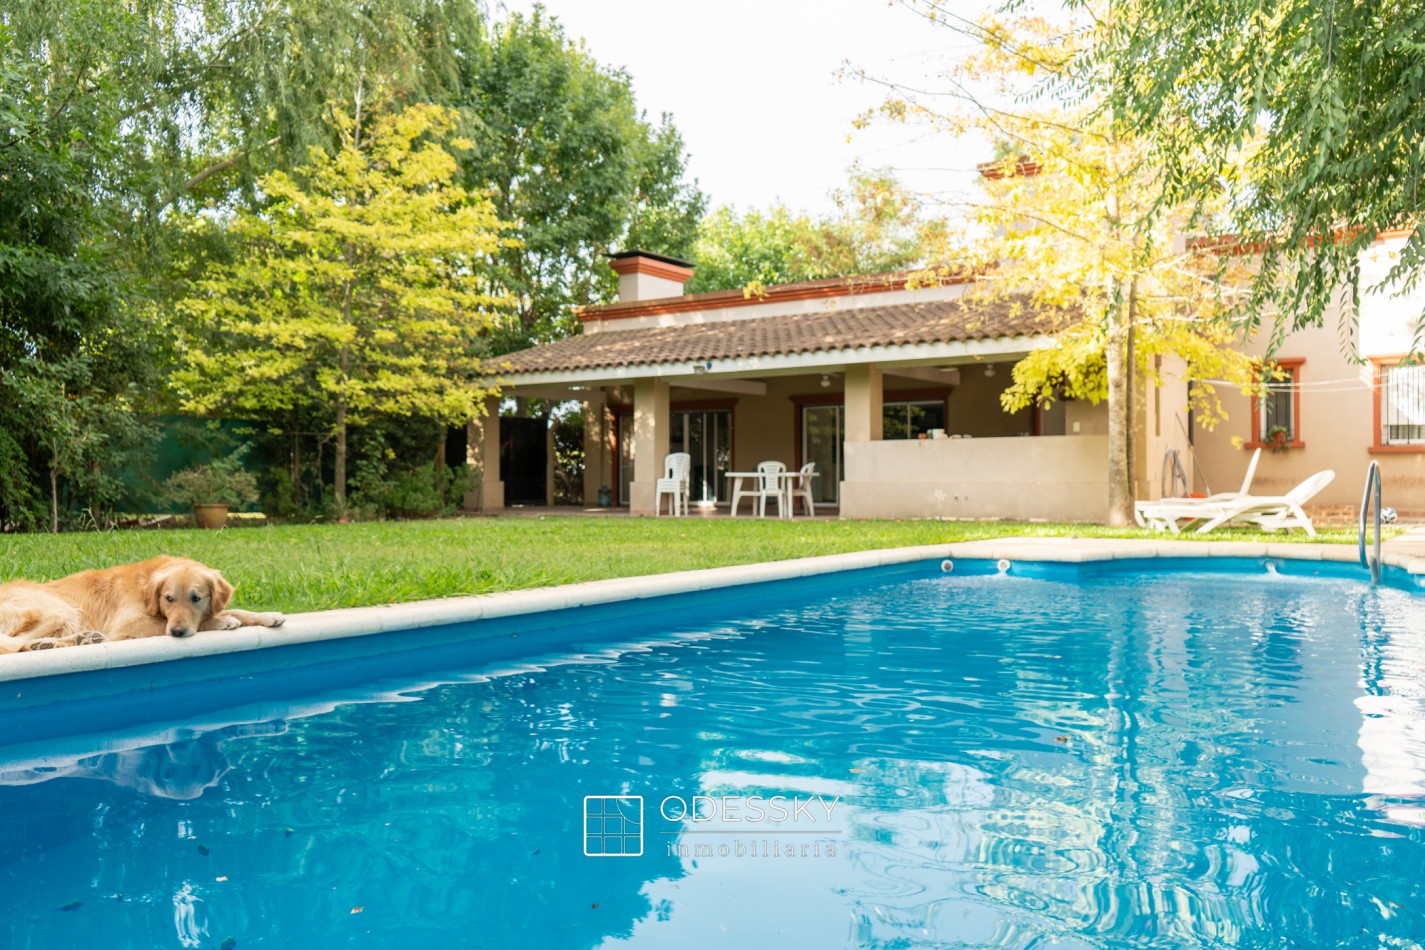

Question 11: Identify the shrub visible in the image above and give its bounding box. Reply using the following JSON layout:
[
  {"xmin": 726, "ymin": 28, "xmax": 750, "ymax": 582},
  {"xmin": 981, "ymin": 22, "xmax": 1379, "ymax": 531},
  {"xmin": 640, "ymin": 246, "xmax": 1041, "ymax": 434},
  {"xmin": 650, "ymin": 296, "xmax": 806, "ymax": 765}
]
[{"xmin": 161, "ymin": 447, "xmax": 261, "ymax": 509}]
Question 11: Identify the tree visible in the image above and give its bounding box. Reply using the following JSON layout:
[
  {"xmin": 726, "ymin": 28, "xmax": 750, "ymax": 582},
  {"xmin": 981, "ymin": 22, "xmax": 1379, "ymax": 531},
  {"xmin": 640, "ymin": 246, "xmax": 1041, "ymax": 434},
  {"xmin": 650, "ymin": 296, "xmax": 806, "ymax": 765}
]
[
  {"xmin": 456, "ymin": 10, "xmax": 704, "ymax": 347},
  {"xmin": 683, "ymin": 172, "xmax": 948, "ymax": 294},
  {"xmin": 5, "ymin": 357, "xmax": 153, "ymax": 532},
  {"xmin": 175, "ymin": 104, "xmax": 512, "ymax": 517},
  {"xmin": 870, "ymin": 8, "xmax": 1254, "ymax": 524},
  {"xmin": 0, "ymin": 9, "xmax": 170, "ymax": 527},
  {"xmin": 1084, "ymin": 0, "xmax": 1425, "ymax": 338}
]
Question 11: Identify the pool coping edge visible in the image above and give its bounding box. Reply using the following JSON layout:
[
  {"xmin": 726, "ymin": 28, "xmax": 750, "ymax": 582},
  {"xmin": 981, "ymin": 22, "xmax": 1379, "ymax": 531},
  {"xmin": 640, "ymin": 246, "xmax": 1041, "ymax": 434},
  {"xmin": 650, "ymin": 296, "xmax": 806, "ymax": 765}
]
[{"xmin": 0, "ymin": 538, "xmax": 1407, "ymax": 685}]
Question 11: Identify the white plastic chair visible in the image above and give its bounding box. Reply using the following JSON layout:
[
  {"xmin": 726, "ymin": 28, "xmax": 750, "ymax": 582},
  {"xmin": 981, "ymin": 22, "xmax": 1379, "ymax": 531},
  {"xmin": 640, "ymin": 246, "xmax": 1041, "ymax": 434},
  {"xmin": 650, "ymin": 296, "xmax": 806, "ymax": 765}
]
[
  {"xmin": 789, "ymin": 461, "xmax": 816, "ymax": 517},
  {"xmin": 654, "ymin": 452, "xmax": 691, "ymax": 517},
  {"xmin": 754, "ymin": 460, "xmax": 786, "ymax": 518}
]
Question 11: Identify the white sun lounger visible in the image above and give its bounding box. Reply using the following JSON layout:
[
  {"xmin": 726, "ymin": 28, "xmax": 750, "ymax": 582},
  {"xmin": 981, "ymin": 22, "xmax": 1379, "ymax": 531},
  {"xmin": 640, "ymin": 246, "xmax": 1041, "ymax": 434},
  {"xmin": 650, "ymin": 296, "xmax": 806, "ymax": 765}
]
[
  {"xmin": 1186, "ymin": 469, "xmax": 1336, "ymax": 538},
  {"xmin": 1135, "ymin": 448, "xmax": 1261, "ymax": 533}
]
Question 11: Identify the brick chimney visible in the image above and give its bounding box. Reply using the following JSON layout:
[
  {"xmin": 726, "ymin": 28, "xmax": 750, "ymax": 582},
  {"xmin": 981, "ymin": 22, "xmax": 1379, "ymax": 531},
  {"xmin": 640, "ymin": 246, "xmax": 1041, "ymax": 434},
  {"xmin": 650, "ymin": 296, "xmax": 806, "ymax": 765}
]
[
  {"xmin": 976, "ymin": 155, "xmax": 1042, "ymax": 180},
  {"xmin": 609, "ymin": 250, "xmax": 695, "ymax": 302}
]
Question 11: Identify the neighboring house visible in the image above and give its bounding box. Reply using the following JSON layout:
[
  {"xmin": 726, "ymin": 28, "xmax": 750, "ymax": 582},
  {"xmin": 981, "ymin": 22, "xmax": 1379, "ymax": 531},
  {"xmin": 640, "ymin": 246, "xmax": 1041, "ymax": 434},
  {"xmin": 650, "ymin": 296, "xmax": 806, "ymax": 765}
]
[
  {"xmin": 478, "ymin": 235, "xmax": 1425, "ymax": 521},
  {"xmin": 1193, "ymin": 231, "xmax": 1425, "ymax": 520}
]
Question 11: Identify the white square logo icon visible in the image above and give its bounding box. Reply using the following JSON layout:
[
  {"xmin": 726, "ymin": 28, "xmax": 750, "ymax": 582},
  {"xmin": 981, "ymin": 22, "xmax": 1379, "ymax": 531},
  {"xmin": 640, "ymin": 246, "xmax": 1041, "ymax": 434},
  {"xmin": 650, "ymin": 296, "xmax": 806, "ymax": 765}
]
[{"xmin": 583, "ymin": 795, "xmax": 643, "ymax": 857}]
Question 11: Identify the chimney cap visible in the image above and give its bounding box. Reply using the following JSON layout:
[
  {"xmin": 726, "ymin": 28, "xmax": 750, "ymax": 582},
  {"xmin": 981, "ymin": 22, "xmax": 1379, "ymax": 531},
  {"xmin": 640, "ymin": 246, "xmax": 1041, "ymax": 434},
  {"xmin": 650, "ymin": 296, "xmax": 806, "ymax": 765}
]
[{"xmin": 608, "ymin": 250, "xmax": 696, "ymax": 269}]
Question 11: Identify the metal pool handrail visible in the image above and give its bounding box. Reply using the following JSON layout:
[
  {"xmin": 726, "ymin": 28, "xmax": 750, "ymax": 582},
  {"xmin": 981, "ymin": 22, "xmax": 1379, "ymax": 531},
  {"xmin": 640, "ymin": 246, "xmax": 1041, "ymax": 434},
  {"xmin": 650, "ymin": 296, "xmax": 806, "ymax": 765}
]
[{"xmin": 1359, "ymin": 460, "xmax": 1382, "ymax": 585}]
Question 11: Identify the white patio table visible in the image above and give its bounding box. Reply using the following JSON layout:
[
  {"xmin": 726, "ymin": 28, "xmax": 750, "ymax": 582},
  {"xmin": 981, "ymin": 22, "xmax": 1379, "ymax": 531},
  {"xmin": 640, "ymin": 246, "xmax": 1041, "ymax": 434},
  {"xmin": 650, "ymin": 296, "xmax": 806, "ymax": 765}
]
[{"xmin": 725, "ymin": 470, "xmax": 819, "ymax": 518}]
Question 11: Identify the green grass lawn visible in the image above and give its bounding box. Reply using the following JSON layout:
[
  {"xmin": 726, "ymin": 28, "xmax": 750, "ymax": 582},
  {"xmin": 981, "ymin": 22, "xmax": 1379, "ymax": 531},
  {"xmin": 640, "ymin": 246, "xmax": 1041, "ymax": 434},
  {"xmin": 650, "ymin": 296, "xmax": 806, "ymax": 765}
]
[{"xmin": 0, "ymin": 517, "xmax": 1373, "ymax": 615}]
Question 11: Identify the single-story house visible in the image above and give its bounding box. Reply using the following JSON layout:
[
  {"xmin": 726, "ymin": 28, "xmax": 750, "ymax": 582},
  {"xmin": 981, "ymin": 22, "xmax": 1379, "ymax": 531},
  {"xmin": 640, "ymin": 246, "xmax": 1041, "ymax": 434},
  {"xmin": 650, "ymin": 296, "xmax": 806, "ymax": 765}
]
[
  {"xmin": 472, "ymin": 229, "xmax": 1425, "ymax": 521},
  {"xmin": 474, "ymin": 251, "xmax": 1145, "ymax": 519}
]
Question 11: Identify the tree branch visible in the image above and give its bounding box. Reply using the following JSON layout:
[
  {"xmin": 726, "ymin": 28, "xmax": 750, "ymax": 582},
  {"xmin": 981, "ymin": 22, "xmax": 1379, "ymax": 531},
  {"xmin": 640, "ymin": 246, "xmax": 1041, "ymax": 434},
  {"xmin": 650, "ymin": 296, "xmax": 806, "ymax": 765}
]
[{"xmin": 162, "ymin": 135, "xmax": 282, "ymax": 208}]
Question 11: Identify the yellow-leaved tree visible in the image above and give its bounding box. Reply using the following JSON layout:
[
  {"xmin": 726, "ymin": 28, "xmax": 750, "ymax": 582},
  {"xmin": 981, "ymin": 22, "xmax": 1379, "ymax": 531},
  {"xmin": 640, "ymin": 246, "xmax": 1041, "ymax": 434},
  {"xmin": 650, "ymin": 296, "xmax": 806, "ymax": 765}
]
[
  {"xmin": 872, "ymin": 7, "xmax": 1256, "ymax": 524},
  {"xmin": 176, "ymin": 103, "xmax": 515, "ymax": 517}
]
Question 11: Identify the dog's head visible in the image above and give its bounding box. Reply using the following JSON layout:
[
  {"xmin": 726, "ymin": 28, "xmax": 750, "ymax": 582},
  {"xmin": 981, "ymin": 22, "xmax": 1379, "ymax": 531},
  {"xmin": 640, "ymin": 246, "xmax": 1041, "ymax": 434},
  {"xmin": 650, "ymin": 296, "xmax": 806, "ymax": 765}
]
[{"xmin": 144, "ymin": 560, "xmax": 233, "ymax": 638}]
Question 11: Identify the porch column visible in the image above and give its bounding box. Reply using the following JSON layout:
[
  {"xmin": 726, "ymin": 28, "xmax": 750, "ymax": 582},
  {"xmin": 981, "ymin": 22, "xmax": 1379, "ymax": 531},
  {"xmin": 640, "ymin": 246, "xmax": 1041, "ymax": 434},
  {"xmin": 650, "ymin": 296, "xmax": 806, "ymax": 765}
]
[
  {"xmin": 844, "ymin": 364, "xmax": 883, "ymax": 442},
  {"xmin": 582, "ymin": 389, "xmax": 609, "ymax": 506},
  {"xmin": 628, "ymin": 377, "xmax": 670, "ymax": 515},
  {"xmin": 466, "ymin": 395, "xmax": 503, "ymax": 513},
  {"xmin": 545, "ymin": 420, "xmax": 556, "ymax": 506}
]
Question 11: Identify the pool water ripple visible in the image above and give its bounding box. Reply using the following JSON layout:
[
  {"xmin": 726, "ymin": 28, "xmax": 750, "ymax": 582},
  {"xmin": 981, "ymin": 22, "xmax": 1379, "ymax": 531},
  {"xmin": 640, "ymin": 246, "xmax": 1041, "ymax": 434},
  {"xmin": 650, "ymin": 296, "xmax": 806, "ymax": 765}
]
[{"xmin": 0, "ymin": 567, "xmax": 1423, "ymax": 948}]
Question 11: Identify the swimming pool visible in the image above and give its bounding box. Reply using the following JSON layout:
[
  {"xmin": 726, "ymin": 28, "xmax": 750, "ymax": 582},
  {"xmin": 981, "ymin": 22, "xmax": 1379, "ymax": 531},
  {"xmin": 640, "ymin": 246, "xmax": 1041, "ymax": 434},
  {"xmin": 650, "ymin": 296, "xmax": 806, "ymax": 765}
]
[{"xmin": 1, "ymin": 556, "xmax": 1422, "ymax": 948}]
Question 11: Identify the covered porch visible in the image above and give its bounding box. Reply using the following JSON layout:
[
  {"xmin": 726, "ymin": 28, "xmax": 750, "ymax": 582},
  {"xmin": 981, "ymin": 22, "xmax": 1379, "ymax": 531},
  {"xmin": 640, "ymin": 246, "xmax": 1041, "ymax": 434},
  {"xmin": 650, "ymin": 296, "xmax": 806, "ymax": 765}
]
[{"xmin": 478, "ymin": 297, "xmax": 1118, "ymax": 520}]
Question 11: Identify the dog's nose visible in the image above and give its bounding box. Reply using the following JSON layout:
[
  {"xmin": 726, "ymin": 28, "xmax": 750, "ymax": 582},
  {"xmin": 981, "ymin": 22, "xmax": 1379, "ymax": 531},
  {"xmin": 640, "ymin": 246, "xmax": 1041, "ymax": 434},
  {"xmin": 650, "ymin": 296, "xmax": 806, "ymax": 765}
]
[{"xmin": 169, "ymin": 627, "xmax": 191, "ymax": 638}]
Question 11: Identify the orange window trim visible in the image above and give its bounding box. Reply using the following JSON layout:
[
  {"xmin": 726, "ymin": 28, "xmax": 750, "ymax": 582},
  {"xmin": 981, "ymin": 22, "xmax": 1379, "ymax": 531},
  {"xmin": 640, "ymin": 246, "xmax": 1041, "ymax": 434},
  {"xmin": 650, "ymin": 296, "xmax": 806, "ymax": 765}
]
[
  {"xmin": 1247, "ymin": 358, "xmax": 1306, "ymax": 449},
  {"xmin": 1371, "ymin": 355, "xmax": 1425, "ymax": 453}
]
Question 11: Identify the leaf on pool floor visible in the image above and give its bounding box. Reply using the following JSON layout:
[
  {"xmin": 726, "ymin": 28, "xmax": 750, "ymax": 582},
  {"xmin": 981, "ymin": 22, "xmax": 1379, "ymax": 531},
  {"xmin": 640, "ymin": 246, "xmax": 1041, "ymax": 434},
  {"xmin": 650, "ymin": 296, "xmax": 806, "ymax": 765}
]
[
  {"xmin": 216, "ymin": 876, "xmax": 229, "ymax": 882},
  {"xmin": 57, "ymin": 901, "xmax": 82, "ymax": 912},
  {"xmin": 219, "ymin": 938, "xmax": 237, "ymax": 950},
  {"xmin": 198, "ymin": 844, "xmax": 211, "ymax": 856},
  {"xmin": 351, "ymin": 907, "xmax": 364, "ymax": 915}
]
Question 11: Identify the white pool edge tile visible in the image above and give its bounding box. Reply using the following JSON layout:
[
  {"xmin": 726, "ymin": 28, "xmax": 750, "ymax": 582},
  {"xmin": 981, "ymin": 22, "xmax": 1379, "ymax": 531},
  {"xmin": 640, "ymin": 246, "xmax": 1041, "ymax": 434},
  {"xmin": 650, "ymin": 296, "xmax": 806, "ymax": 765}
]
[{"xmin": 0, "ymin": 538, "xmax": 1394, "ymax": 684}]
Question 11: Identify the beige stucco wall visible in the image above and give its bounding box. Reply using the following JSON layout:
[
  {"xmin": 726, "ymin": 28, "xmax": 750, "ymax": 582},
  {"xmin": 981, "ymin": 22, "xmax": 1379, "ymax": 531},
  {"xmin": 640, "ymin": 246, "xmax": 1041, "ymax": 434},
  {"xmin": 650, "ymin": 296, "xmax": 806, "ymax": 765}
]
[
  {"xmin": 840, "ymin": 435, "xmax": 1110, "ymax": 521},
  {"xmin": 1137, "ymin": 357, "xmax": 1193, "ymax": 500},
  {"xmin": 946, "ymin": 364, "xmax": 1034, "ymax": 436}
]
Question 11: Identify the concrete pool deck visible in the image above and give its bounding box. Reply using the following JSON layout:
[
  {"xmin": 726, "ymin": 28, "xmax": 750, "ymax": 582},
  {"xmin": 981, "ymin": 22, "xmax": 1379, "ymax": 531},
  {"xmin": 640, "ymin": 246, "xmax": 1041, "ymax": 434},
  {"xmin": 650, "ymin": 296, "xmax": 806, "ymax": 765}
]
[{"xmin": 1, "ymin": 534, "xmax": 1420, "ymax": 686}]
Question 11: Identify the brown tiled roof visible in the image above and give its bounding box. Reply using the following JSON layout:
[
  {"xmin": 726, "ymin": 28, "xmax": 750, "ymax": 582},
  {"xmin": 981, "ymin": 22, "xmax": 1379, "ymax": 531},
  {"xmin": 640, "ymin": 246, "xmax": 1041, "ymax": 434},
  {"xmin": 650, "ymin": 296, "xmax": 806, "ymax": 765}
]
[{"xmin": 497, "ymin": 297, "xmax": 1070, "ymax": 376}]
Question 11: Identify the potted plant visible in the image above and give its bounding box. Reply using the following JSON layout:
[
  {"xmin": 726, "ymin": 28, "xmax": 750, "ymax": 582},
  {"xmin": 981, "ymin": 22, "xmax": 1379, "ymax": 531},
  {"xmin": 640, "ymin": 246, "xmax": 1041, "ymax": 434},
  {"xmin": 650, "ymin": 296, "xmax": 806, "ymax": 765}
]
[
  {"xmin": 161, "ymin": 447, "xmax": 260, "ymax": 529},
  {"xmin": 1265, "ymin": 424, "xmax": 1292, "ymax": 453}
]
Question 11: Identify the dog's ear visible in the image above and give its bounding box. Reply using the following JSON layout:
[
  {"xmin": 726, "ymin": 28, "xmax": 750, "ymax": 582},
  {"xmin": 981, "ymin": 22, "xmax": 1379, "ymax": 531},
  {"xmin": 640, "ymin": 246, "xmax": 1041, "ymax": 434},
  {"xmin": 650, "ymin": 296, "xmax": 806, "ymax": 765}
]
[
  {"xmin": 209, "ymin": 571, "xmax": 234, "ymax": 614},
  {"xmin": 144, "ymin": 571, "xmax": 168, "ymax": 617}
]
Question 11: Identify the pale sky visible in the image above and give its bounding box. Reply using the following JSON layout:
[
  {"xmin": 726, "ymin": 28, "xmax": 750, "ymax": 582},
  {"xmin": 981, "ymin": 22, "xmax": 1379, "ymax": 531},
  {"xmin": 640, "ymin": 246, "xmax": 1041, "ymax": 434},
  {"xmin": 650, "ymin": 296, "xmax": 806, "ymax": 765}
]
[{"xmin": 495, "ymin": 0, "xmax": 991, "ymax": 217}]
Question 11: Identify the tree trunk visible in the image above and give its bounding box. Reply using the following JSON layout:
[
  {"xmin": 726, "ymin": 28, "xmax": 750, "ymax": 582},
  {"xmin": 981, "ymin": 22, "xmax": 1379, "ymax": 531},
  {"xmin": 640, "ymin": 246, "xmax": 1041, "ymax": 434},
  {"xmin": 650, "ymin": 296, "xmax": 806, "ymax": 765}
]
[
  {"xmin": 1103, "ymin": 152, "xmax": 1135, "ymax": 526},
  {"xmin": 1106, "ymin": 297, "xmax": 1134, "ymax": 526},
  {"xmin": 49, "ymin": 465, "xmax": 58, "ymax": 534},
  {"xmin": 434, "ymin": 426, "xmax": 446, "ymax": 500},
  {"xmin": 291, "ymin": 431, "xmax": 303, "ymax": 511},
  {"xmin": 1125, "ymin": 280, "xmax": 1138, "ymax": 500},
  {"xmin": 335, "ymin": 271, "xmax": 354, "ymax": 519},
  {"xmin": 333, "ymin": 398, "xmax": 348, "ymax": 519}
]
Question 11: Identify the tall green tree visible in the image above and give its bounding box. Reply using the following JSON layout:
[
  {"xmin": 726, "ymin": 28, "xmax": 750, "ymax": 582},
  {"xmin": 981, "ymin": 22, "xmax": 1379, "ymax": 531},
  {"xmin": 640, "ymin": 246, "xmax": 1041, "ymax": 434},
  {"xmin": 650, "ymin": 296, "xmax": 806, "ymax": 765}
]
[
  {"xmin": 868, "ymin": 7, "xmax": 1252, "ymax": 524},
  {"xmin": 5, "ymin": 356, "xmax": 152, "ymax": 532},
  {"xmin": 457, "ymin": 10, "xmax": 704, "ymax": 346},
  {"xmin": 1083, "ymin": 0, "xmax": 1425, "ymax": 337},
  {"xmin": 174, "ymin": 104, "xmax": 512, "ymax": 517},
  {"xmin": 0, "ymin": 7, "xmax": 167, "ymax": 526},
  {"xmin": 684, "ymin": 171, "xmax": 946, "ymax": 293}
]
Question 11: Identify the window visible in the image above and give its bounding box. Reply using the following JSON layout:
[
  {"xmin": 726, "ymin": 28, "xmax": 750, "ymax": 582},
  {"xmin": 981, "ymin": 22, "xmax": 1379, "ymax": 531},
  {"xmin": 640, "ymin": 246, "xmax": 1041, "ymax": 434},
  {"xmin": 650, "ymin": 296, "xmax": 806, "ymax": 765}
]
[
  {"xmin": 1378, "ymin": 360, "xmax": 1425, "ymax": 447},
  {"xmin": 882, "ymin": 399, "xmax": 946, "ymax": 440},
  {"xmin": 1250, "ymin": 359, "xmax": 1303, "ymax": 447}
]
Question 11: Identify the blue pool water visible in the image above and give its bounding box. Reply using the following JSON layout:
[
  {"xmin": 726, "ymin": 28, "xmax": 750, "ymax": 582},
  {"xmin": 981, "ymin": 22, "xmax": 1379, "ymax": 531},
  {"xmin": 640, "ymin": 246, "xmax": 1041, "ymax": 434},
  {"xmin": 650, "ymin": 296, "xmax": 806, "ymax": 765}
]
[{"xmin": 1, "ymin": 560, "xmax": 1424, "ymax": 948}]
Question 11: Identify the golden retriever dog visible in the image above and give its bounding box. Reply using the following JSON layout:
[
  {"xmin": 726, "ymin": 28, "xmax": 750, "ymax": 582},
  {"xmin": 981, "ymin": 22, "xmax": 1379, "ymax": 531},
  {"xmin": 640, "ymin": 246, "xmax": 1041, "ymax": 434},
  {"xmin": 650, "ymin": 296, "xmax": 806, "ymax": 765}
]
[{"xmin": 0, "ymin": 556, "xmax": 284, "ymax": 653}]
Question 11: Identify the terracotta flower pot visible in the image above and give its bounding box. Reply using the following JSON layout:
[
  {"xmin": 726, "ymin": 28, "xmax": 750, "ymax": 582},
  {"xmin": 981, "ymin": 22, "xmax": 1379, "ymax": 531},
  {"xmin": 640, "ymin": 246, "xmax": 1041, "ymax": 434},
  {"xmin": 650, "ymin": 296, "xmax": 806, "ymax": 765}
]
[{"xmin": 193, "ymin": 503, "xmax": 230, "ymax": 530}]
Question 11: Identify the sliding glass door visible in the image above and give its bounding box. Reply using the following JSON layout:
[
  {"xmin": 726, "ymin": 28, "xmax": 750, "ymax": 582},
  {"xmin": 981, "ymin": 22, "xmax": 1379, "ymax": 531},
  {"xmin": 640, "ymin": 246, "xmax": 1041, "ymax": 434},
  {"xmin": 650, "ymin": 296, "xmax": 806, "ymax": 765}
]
[
  {"xmin": 802, "ymin": 405, "xmax": 842, "ymax": 505},
  {"xmin": 671, "ymin": 409, "xmax": 732, "ymax": 503}
]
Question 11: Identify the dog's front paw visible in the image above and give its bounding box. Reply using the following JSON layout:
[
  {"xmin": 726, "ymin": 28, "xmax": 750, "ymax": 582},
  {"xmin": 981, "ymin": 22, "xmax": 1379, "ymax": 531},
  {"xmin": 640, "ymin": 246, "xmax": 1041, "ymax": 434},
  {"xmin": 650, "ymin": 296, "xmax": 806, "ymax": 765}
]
[
  {"xmin": 263, "ymin": 613, "xmax": 286, "ymax": 628},
  {"xmin": 77, "ymin": 630, "xmax": 105, "ymax": 645},
  {"xmin": 214, "ymin": 615, "xmax": 244, "ymax": 630}
]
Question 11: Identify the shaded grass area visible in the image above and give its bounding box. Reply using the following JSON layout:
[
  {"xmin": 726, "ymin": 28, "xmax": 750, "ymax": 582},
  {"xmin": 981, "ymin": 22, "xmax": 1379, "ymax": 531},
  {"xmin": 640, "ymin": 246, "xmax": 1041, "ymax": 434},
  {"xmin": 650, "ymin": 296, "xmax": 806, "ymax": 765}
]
[{"xmin": 0, "ymin": 517, "xmax": 1373, "ymax": 614}]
